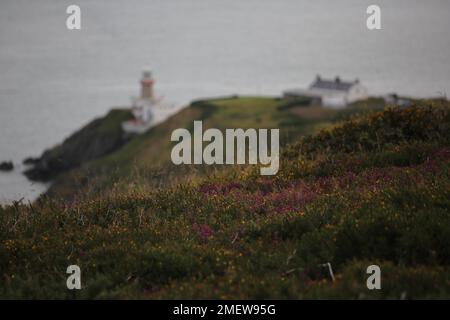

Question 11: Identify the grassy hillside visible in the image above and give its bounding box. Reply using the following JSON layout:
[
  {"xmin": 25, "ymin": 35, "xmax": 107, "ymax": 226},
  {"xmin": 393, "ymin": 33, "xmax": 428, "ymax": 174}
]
[
  {"xmin": 45, "ymin": 96, "xmax": 383, "ymax": 200},
  {"xmin": 1, "ymin": 98, "xmax": 449, "ymax": 299}
]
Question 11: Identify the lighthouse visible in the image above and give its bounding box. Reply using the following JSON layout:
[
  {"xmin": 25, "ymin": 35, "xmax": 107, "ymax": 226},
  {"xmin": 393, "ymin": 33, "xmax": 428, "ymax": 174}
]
[
  {"xmin": 122, "ymin": 69, "xmax": 160, "ymax": 134},
  {"xmin": 122, "ymin": 69, "xmax": 173, "ymax": 134},
  {"xmin": 141, "ymin": 70, "xmax": 154, "ymax": 100}
]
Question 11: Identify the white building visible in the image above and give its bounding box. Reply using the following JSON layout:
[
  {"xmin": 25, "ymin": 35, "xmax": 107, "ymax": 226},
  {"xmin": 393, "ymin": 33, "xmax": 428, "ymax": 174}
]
[
  {"xmin": 122, "ymin": 70, "xmax": 159, "ymax": 134},
  {"xmin": 283, "ymin": 75, "xmax": 369, "ymax": 108}
]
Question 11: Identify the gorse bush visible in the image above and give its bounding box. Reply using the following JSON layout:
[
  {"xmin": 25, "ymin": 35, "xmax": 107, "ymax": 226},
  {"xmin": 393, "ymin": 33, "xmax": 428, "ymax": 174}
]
[{"xmin": 285, "ymin": 103, "xmax": 450, "ymax": 158}]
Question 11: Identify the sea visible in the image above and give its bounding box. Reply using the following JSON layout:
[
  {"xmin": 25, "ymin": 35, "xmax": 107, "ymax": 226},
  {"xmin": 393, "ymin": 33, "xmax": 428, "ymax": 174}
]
[{"xmin": 1, "ymin": 0, "xmax": 449, "ymax": 204}]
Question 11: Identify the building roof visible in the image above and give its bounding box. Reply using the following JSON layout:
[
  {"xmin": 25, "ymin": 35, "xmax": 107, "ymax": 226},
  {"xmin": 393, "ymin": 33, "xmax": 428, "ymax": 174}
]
[{"xmin": 310, "ymin": 76, "xmax": 358, "ymax": 92}]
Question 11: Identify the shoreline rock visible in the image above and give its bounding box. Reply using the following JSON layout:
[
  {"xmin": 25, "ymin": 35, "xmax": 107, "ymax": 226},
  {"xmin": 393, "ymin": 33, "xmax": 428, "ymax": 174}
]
[
  {"xmin": 0, "ymin": 161, "xmax": 14, "ymax": 172},
  {"xmin": 23, "ymin": 157, "xmax": 40, "ymax": 166},
  {"xmin": 23, "ymin": 109, "xmax": 133, "ymax": 182}
]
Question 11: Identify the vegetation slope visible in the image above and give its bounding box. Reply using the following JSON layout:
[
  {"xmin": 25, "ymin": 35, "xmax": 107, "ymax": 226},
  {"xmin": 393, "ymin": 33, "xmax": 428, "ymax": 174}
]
[{"xmin": 1, "ymin": 97, "xmax": 449, "ymax": 299}]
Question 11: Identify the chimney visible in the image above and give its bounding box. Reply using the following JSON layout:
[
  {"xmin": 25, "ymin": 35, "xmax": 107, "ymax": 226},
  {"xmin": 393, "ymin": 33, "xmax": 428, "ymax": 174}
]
[
  {"xmin": 141, "ymin": 69, "xmax": 154, "ymax": 100},
  {"xmin": 335, "ymin": 76, "xmax": 341, "ymax": 83}
]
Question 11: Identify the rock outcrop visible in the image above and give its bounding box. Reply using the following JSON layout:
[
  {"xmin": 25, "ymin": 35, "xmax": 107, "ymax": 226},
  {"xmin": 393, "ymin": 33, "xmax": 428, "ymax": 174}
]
[
  {"xmin": 0, "ymin": 161, "xmax": 14, "ymax": 171},
  {"xmin": 24, "ymin": 109, "xmax": 133, "ymax": 181}
]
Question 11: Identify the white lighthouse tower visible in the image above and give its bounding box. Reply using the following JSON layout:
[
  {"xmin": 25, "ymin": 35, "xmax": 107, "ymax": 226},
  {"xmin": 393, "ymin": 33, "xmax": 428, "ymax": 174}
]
[{"xmin": 122, "ymin": 69, "xmax": 158, "ymax": 134}]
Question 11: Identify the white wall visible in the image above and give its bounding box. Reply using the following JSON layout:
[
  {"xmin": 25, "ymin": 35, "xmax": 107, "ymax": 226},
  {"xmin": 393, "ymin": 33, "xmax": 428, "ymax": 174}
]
[
  {"xmin": 347, "ymin": 84, "xmax": 369, "ymax": 103},
  {"xmin": 322, "ymin": 93, "xmax": 347, "ymax": 108}
]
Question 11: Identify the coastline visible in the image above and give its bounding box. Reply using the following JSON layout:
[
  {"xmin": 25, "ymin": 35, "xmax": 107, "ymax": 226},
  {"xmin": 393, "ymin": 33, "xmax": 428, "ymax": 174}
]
[
  {"xmin": 0, "ymin": 163, "xmax": 49, "ymax": 205},
  {"xmin": 2, "ymin": 94, "xmax": 424, "ymax": 203}
]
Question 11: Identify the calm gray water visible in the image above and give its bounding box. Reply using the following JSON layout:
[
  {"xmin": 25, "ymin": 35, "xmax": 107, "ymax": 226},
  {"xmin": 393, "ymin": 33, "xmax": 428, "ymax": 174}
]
[{"xmin": 1, "ymin": 0, "xmax": 449, "ymax": 204}]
